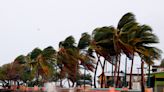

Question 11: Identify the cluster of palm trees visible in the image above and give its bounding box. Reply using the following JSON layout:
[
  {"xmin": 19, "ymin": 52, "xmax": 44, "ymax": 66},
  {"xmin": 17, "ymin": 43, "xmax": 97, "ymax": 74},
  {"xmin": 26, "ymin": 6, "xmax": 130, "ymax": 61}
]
[
  {"xmin": 0, "ymin": 13, "xmax": 162, "ymax": 91},
  {"xmin": 0, "ymin": 46, "xmax": 57, "ymax": 87},
  {"xmin": 91, "ymin": 13, "xmax": 162, "ymax": 89},
  {"xmin": 0, "ymin": 34, "xmax": 95, "ymax": 88}
]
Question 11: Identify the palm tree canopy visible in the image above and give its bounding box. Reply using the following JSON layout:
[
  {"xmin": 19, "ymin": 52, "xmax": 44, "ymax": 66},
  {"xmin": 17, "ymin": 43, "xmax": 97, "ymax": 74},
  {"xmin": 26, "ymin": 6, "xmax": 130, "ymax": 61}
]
[
  {"xmin": 128, "ymin": 24, "xmax": 162, "ymax": 64},
  {"xmin": 58, "ymin": 34, "xmax": 95, "ymax": 83},
  {"xmin": 78, "ymin": 32, "xmax": 91, "ymax": 50},
  {"xmin": 117, "ymin": 12, "xmax": 136, "ymax": 30},
  {"xmin": 14, "ymin": 55, "xmax": 27, "ymax": 64},
  {"xmin": 91, "ymin": 26, "xmax": 116, "ymax": 56},
  {"xmin": 30, "ymin": 48, "xmax": 42, "ymax": 60}
]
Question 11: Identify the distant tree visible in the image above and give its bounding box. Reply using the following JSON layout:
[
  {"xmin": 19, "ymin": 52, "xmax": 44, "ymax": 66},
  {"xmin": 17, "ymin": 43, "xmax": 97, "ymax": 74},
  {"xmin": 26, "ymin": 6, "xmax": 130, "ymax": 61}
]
[
  {"xmin": 0, "ymin": 63, "xmax": 13, "ymax": 88},
  {"xmin": 12, "ymin": 55, "xmax": 34, "ymax": 87},
  {"xmin": 160, "ymin": 59, "xmax": 164, "ymax": 67}
]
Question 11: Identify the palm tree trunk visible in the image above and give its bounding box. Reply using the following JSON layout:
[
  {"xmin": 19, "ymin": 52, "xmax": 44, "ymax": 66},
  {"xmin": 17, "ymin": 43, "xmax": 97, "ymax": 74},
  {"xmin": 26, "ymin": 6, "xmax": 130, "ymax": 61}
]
[
  {"xmin": 129, "ymin": 54, "xmax": 134, "ymax": 89},
  {"xmin": 116, "ymin": 55, "xmax": 121, "ymax": 87},
  {"xmin": 93, "ymin": 60, "xmax": 99, "ymax": 88},
  {"xmin": 94, "ymin": 54, "xmax": 101, "ymax": 88},
  {"xmin": 101, "ymin": 59, "xmax": 106, "ymax": 88},
  {"xmin": 141, "ymin": 60, "xmax": 145, "ymax": 92}
]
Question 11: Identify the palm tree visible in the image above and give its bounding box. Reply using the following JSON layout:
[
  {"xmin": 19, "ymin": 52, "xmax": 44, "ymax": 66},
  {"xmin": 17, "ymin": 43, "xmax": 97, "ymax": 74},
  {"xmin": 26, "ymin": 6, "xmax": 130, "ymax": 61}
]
[
  {"xmin": 91, "ymin": 13, "xmax": 136, "ymax": 88},
  {"xmin": 115, "ymin": 13, "xmax": 161, "ymax": 89},
  {"xmin": 57, "ymin": 35, "xmax": 95, "ymax": 87},
  {"xmin": 29, "ymin": 46, "xmax": 56, "ymax": 85},
  {"xmin": 88, "ymin": 13, "xmax": 162, "ymax": 89},
  {"xmin": 57, "ymin": 36, "xmax": 80, "ymax": 87},
  {"xmin": 139, "ymin": 47, "xmax": 161, "ymax": 92},
  {"xmin": 128, "ymin": 23, "xmax": 162, "ymax": 90},
  {"xmin": 41, "ymin": 46, "xmax": 57, "ymax": 80},
  {"xmin": 12, "ymin": 55, "xmax": 33, "ymax": 86},
  {"xmin": 116, "ymin": 13, "xmax": 138, "ymax": 88},
  {"xmin": 91, "ymin": 26, "xmax": 116, "ymax": 88},
  {"xmin": 77, "ymin": 33, "xmax": 95, "ymax": 73}
]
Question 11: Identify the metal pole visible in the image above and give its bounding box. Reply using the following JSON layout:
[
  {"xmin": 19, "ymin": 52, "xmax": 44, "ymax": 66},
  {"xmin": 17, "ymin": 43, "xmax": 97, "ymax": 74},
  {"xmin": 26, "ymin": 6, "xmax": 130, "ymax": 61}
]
[
  {"xmin": 112, "ymin": 58, "xmax": 114, "ymax": 87},
  {"xmin": 84, "ymin": 66, "xmax": 86, "ymax": 90},
  {"xmin": 76, "ymin": 63, "xmax": 78, "ymax": 87},
  {"xmin": 124, "ymin": 57, "xmax": 127, "ymax": 87},
  {"xmin": 147, "ymin": 63, "xmax": 151, "ymax": 87},
  {"xmin": 147, "ymin": 50, "xmax": 151, "ymax": 88}
]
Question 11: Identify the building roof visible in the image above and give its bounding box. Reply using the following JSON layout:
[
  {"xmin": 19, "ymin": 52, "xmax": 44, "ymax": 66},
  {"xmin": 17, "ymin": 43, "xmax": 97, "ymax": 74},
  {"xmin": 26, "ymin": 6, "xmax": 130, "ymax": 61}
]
[
  {"xmin": 151, "ymin": 71, "xmax": 164, "ymax": 78},
  {"xmin": 152, "ymin": 65, "xmax": 164, "ymax": 68},
  {"xmin": 98, "ymin": 71, "xmax": 141, "ymax": 77}
]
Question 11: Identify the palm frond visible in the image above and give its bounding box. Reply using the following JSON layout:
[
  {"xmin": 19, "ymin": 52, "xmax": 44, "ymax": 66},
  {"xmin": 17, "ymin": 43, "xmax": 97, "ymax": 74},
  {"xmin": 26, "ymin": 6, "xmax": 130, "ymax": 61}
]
[
  {"xmin": 117, "ymin": 12, "xmax": 136, "ymax": 30},
  {"xmin": 78, "ymin": 32, "xmax": 91, "ymax": 49}
]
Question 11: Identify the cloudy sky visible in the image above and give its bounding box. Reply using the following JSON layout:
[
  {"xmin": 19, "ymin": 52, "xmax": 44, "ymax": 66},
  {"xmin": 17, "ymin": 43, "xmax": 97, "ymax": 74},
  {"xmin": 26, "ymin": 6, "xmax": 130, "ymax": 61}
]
[{"xmin": 0, "ymin": 0, "xmax": 164, "ymax": 73}]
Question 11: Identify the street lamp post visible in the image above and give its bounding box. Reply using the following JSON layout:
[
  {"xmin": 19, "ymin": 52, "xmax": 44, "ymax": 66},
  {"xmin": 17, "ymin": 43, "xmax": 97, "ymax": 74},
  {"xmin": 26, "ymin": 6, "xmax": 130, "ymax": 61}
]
[
  {"xmin": 147, "ymin": 50, "xmax": 151, "ymax": 88},
  {"xmin": 76, "ymin": 63, "xmax": 78, "ymax": 87},
  {"xmin": 84, "ymin": 65, "xmax": 86, "ymax": 90},
  {"xmin": 111, "ymin": 58, "xmax": 114, "ymax": 87}
]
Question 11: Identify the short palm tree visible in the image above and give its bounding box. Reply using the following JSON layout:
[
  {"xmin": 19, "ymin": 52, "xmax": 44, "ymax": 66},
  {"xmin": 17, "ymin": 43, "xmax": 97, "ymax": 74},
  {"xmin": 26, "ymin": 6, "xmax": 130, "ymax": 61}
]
[
  {"xmin": 139, "ymin": 47, "xmax": 161, "ymax": 92},
  {"xmin": 91, "ymin": 27, "xmax": 114, "ymax": 88},
  {"xmin": 29, "ymin": 46, "xmax": 56, "ymax": 85},
  {"xmin": 57, "ymin": 34, "xmax": 95, "ymax": 87},
  {"xmin": 13, "ymin": 55, "xmax": 34, "ymax": 86}
]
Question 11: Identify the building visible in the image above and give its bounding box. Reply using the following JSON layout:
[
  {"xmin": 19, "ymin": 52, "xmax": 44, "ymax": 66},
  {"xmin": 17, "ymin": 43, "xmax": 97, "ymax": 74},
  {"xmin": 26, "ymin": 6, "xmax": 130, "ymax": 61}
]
[
  {"xmin": 98, "ymin": 71, "xmax": 142, "ymax": 89},
  {"xmin": 98, "ymin": 65, "xmax": 164, "ymax": 91},
  {"xmin": 150, "ymin": 65, "xmax": 164, "ymax": 92}
]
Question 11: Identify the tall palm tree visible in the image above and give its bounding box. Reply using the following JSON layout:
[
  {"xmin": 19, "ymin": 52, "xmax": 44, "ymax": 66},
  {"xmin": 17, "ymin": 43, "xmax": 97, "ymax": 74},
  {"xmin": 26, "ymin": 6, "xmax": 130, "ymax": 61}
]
[
  {"xmin": 114, "ymin": 12, "xmax": 161, "ymax": 89},
  {"xmin": 116, "ymin": 12, "xmax": 138, "ymax": 89},
  {"xmin": 92, "ymin": 15, "xmax": 162, "ymax": 89},
  {"xmin": 91, "ymin": 13, "xmax": 136, "ymax": 88},
  {"xmin": 128, "ymin": 24, "xmax": 162, "ymax": 89}
]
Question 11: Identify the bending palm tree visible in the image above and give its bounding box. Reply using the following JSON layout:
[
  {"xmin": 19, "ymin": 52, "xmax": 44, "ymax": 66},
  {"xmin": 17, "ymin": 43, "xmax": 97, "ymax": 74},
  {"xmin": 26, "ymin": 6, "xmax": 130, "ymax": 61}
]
[
  {"xmin": 91, "ymin": 13, "xmax": 136, "ymax": 88},
  {"xmin": 29, "ymin": 46, "xmax": 56, "ymax": 85},
  {"xmin": 128, "ymin": 24, "xmax": 162, "ymax": 90},
  {"xmin": 58, "ymin": 35, "xmax": 95, "ymax": 87}
]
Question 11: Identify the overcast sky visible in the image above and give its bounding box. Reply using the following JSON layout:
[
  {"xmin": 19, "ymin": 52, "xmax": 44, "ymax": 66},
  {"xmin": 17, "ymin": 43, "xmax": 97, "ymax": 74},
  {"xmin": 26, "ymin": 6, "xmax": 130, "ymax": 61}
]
[{"xmin": 0, "ymin": 0, "xmax": 164, "ymax": 73}]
